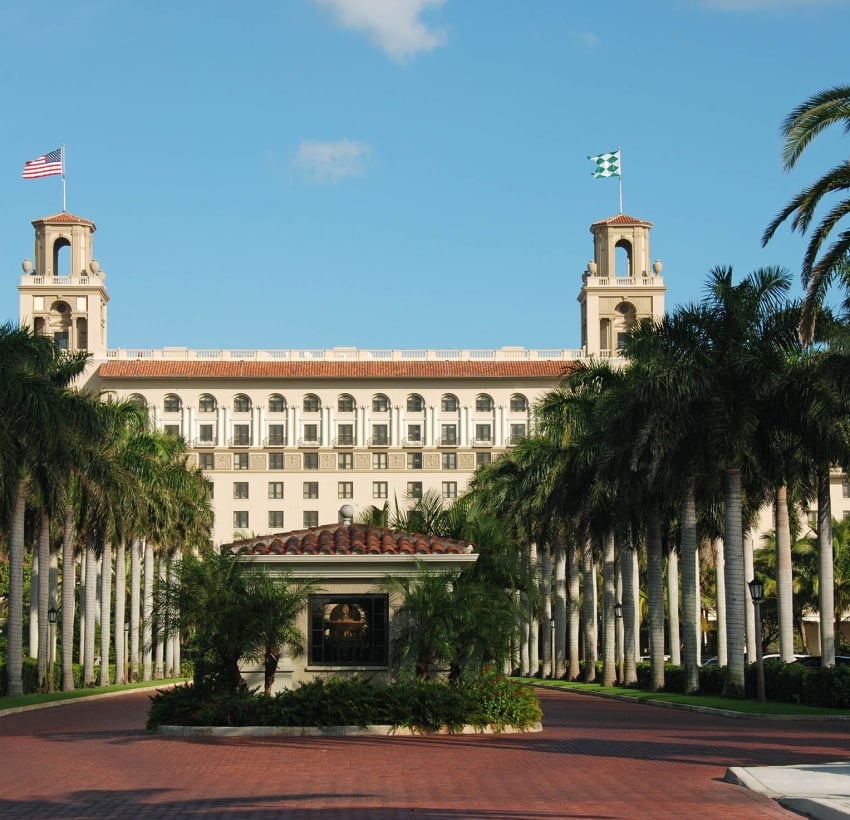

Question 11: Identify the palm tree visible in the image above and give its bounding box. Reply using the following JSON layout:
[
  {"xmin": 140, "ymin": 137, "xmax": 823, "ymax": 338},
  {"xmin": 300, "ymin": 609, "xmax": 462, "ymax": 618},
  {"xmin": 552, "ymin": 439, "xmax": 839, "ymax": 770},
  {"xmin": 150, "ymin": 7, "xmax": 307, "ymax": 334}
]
[{"xmin": 762, "ymin": 85, "xmax": 850, "ymax": 340}]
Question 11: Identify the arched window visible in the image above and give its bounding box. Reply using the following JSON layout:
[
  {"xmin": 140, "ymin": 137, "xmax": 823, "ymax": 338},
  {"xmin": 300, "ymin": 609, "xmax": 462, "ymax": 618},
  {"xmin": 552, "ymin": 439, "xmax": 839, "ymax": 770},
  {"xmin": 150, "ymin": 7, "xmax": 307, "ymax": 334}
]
[
  {"xmin": 303, "ymin": 394, "xmax": 321, "ymax": 413},
  {"xmin": 475, "ymin": 394, "xmax": 493, "ymax": 412},
  {"xmin": 441, "ymin": 394, "xmax": 458, "ymax": 412},
  {"xmin": 268, "ymin": 393, "xmax": 286, "ymax": 413},
  {"xmin": 406, "ymin": 394, "xmax": 424, "ymax": 413},
  {"xmin": 198, "ymin": 393, "xmax": 217, "ymax": 413},
  {"xmin": 337, "ymin": 394, "xmax": 355, "ymax": 413},
  {"xmin": 128, "ymin": 393, "xmax": 147, "ymax": 408},
  {"xmin": 233, "ymin": 394, "xmax": 252, "ymax": 413},
  {"xmin": 510, "ymin": 394, "xmax": 528, "ymax": 412},
  {"xmin": 372, "ymin": 394, "xmax": 390, "ymax": 412},
  {"xmin": 163, "ymin": 394, "xmax": 182, "ymax": 413}
]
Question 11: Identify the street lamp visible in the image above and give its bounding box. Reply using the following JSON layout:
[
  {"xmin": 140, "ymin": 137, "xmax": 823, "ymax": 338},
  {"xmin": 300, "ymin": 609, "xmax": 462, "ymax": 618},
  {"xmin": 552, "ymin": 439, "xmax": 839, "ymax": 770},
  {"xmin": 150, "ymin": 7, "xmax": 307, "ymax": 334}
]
[
  {"xmin": 549, "ymin": 618, "xmax": 556, "ymax": 679},
  {"xmin": 748, "ymin": 578, "xmax": 766, "ymax": 703},
  {"xmin": 614, "ymin": 602, "xmax": 624, "ymax": 684},
  {"xmin": 47, "ymin": 605, "xmax": 58, "ymax": 693}
]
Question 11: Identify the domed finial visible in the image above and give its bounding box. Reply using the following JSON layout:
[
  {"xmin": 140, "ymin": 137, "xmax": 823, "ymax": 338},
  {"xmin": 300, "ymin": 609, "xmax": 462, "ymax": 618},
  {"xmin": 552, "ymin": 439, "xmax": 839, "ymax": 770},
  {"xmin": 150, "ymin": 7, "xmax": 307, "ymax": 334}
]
[
  {"xmin": 21, "ymin": 259, "xmax": 32, "ymax": 274},
  {"xmin": 652, "ymin": 259, "xmax": 663, "ymax": 276},
  {"xmin": 587, "ymin": 260, "xmax": 597, "ymax": 276},
  {"xmin": 89, "ymin": 259, "xmax": 100, "ymax": 275},
  {"xmin": 339, "ymin": 504, "xmax": 355, "ymax": 526}
]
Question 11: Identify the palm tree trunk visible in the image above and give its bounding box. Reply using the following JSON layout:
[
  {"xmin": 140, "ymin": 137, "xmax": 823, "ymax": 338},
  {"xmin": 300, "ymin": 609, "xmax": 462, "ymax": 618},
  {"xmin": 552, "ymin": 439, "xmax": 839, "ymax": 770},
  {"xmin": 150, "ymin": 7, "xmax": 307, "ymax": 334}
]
[
  {"xmin": 99, "ymin": 540, "xmax": 113, "ymax": 687},
  {"xmin": 155, "ymin": 552, "xmax": 166, "ymax": 679},
  {"xmin": 171, "ymin": 545, "xmax": 182, "ymax": 677},
  {"xmin": 723, "ymin": 467, "xmax": 746, "ymax": 698},
  {"xmin": 129, "ymin": 537, "xmax": 141, "ymax": 681},
  {"xmin": 37, "ymin": 511, "xmax": 51, "ymax": 691},
  {"xmin": 30, "ymin": 548, "xmax": 39, "ymax": 661},
  {"xmin": 744, "ymin": 531, "xmax": 756, "ymax": 664},
  {"xmin": 114, "ymin": 540, "xmax": 127, "ymax": 685},
  {"xmin": 775, "ymin": 486, "xmax": 795, "ymax": 662},
  {"xmin": 568, "ymin": 540, "xmax": 581, "ymax": 680},
  {"xmin": 528, "ymin": 542, "xmax": 539, "ymax": 676},
  {"xmin": 620, "ymin": 539, "xmax": 637, "ymax": 685},
  {"xmin": 680, "ymin": 478, "xmax": 699, "ymax": 693},
  {"xmin": 61, "ymin": 507, "xmax": 76, "ymax": 691},
  {"xmin": 540, "ymin": 543, "xmax": 552, "ymax": 678},
  {"xmin": 646, "ymin": 505, "xmax": 665, "ymax": 691},
  {"xmin": 78, "ymin": 550, "xmax": 86, "ymax": 666},
  {"xmin": 581, "ymin": 536, "xmax": 597, "ymax": 682},
  {"xmin": 7, "ymin": 478, "xmax": 28, "ymax": 696},
  {"xmin": 143, "ymin": 540, "xmax": 154, "ymax": 680},
  {"xmin": 601, "ymin": 530, "xmax": 616, "ymax": 687},
  {"xmin": 553, "ymin": 540, "xmax": 567, "ymax": 679},
  {"xmin": 818, "ymin": 469, "xmax": 836, "ymax": 666},
  {"xmin": 714, "ymin": 538, "xmax": 727, "ymax": 666},
  {"xmin": 667, "ymin": 549, "xmax": 681, "ymax": 666},
  {"xmin": 165, "ymin": 549, "xmax": 175, "ymax": 678},
  {"xmin": 519, "ymin": 589, "xmax": 530, "ymax": 676},
  {"xmin": 84, "ymin": 538, "xmax": 97, "ymax": 686}
]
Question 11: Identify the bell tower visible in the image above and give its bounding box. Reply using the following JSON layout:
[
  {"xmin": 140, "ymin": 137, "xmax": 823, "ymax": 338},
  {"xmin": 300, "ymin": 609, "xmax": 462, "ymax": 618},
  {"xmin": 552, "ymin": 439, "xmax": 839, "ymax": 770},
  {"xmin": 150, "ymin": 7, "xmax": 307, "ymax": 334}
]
[
  {"xmin": 18, "ymin": 213, "xmax": 109, "ymax": 357},
  {"xmin": 578, "ymin": 214, "xmax": 666, "ymax": 357}
]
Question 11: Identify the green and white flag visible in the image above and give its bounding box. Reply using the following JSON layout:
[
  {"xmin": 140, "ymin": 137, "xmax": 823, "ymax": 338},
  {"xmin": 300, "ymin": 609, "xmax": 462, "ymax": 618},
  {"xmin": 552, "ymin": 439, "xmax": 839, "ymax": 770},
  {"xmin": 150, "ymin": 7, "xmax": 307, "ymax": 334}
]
[{"xmin": 588, "ymin": 150, "xmax": 620, "ymax": 178}]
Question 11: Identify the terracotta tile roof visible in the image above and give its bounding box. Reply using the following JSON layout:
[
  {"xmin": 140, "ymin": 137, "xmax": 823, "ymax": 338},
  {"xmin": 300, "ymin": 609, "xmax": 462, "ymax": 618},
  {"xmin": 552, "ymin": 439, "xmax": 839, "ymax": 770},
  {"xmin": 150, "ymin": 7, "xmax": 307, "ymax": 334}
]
[
  {"xmin": 591, "ymin": 214, "xmax": 653, "ymax": 228},
  {"xmin": 231, "ymin": 524, "xmax": 475, "ymax": 556},
  {"xmin": 32, "ymin": 212, "xmax": 95, "ymax": 228},
  {"xmin": 97, "ymin": 360, "xmax": 572, "ymax": 380}
]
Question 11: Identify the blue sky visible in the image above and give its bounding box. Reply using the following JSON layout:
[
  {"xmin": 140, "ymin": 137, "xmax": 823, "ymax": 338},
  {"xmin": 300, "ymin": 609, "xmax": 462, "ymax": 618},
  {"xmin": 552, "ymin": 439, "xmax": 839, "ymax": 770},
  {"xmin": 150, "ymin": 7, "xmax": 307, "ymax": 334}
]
[{"xmin": 2, "ymin": 0, "xmax": 850, "ymax": 351}]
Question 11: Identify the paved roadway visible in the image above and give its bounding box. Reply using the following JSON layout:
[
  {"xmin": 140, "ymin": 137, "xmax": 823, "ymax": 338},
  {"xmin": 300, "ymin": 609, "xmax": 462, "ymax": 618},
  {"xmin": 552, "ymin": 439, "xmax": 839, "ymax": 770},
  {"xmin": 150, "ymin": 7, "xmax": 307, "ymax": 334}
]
[{"xmin": 1, "ymin": 687, "xmax": 849, "ymax": 819}]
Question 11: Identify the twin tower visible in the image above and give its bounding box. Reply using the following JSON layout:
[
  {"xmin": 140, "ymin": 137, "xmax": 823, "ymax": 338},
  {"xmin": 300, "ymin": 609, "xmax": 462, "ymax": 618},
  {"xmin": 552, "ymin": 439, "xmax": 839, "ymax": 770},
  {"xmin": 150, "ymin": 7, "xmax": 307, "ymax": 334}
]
[{"xmin": 17, "ymin": 212, "xmax": 665, "ymax": 357}]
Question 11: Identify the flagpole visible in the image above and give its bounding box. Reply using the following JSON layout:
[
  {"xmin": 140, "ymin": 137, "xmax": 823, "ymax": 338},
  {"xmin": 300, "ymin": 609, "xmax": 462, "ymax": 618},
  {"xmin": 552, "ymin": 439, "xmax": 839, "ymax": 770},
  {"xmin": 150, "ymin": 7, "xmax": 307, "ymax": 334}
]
[
  {"xmin": 61, "ymin": 145, "xmax": 66, "ymax": 212},
  {"xmin": 618, "ymin": 146, "xmax": 623, "ymax": 214}
]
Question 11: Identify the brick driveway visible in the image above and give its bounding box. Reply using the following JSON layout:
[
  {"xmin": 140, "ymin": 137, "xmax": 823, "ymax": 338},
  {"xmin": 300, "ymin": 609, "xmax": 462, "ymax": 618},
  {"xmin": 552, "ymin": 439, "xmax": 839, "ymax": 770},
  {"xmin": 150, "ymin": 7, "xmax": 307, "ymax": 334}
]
[{"xmin": 1, "ymin": 687, "xmax": 848, "ymax": 818}]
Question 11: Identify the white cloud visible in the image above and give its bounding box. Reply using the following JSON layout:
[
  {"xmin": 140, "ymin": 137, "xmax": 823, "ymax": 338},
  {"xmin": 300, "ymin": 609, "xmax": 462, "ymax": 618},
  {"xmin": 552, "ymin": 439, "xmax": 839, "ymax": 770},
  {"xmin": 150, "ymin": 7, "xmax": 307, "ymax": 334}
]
[
  {"xmin": 573, "ymin": 30, "xmax": 601, "ymax": 50},
  {"xmin": 702, "ymin": 0, "xmax": 850, "ymax": 9},
  {"xmin": 312, "ymin": 0, "xmax": 447, "ymax": 62},
  {"xmin": 292, "ymin": 139, "xmax": 371, "ymax": 183}
]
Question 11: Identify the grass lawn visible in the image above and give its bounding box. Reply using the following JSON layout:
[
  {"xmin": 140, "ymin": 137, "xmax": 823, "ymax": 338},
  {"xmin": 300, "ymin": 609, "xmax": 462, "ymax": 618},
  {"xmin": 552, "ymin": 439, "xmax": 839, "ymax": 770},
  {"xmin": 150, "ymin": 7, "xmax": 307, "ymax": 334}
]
[
  {"xmin": 517, "ymin": 677, "xmax": 850, "ymax": 717},
  {"xmin": 0, "ymin": 677, "xmax": 189, "ymax": 713}
]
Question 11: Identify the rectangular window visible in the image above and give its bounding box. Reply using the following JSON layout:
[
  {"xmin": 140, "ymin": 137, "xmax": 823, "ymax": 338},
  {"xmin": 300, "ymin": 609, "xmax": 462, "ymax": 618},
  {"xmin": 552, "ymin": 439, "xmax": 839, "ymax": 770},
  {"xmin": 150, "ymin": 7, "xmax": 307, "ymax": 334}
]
[
  {"xmin": 269, "ymin": 452, "xmax": 284, "ymax": 470},
  {"xmin": 164, "ymin": 424, "xmax": 180, "ymax": 437},
  {"xmin": 844, "ymin": 481, "xmax": 850, "ymax": 499},
  {"xmin": 267, "ymin": 424, "xmax": 285, "ymax": 446},
  {"xmin": 338, "ymin": 481, "xmax": 354, "ymax": 499},
  {"xmin": 475, "ymin": 424, "xmax": 492, "ymax": 443},
  {"xmin": 303, "ymin": 481, "xmax": 319, "ymax": 499},
  {"xmin": 268, "ymin": 481, "xmax": 284, "ymax": 499},
  {"xmin": 407, "ymin": 424, "xmax": 421, "ymax": 443},
  {"xmin": 304, "ymin": 452, "xmax": 319, "ymax": 470},
  {"xmin": 303, "ymin": 423, "xmax": 319, "ymax": 444},
  {"xmin": 198, "ymin": 452, "xmax": 214, "ymax": 470},
  {"xmin": 338, "ymin": 452, "xmax": 354, "ymax": 470},
  {"xmin": 441, "ymin": 424, "xmax": 457, "ymax": 445},
  {"xmin": 510, "ymin": 423, "xmax": 527, "ymax": 445},
  {"xmin": 371, "ymin": 424, "xmax": 389, "ymax": 445},
  {"xmin": 337, "ymin": 424, "xmax": 354, "ymax": 446},
  {"xmin": 233, "ymin": 481, "xmax": 249, "ymax": 499},
  {"xmin": 442, "ymin": 481, "xmax": 458, "ymax": 499},
  {"xmin": 303, "ymin": 510, "xmax": 319, "ymax": 529},
  {"xmin": 199, "ymin": 423, "xmax": 215, "ymax": 443},
  {"xmin": 373, "ymin": 481, "xmax": 388, "ymax": 499},
  {"xmin": 476, "ymin": 452, "xmax": 492, "ymax": 467},
  {"xmin": 233, "ymin": 511, "xmax": 249, "ymax": 529},
  {"xmin": 268, "ymin": 511, "xmax": 284, "ymax": 530},
  {"xmin": 234, "ymin": 453, "xmax": 249, "ymax": 470},
  {"xmin": 407, "ymin": 481, "xmax": 423, "ymax": 499},
  {"xmin": 309, "ymin": 595, "xmax": 389, "ymax": 666},
  {"xmin": 407, "ymin": 452, "xmax": 422, "ymax": 470},
  {"xmin": 373, "ymin": 452, "xmax": 388, "ymax": 470},
  {"xmin": 232, "ymin": 424, "xmax": 250, "ymax": 446},
  {"xmin": 442, "ymin": 453, "xmax": 457, "ymax": 470}
]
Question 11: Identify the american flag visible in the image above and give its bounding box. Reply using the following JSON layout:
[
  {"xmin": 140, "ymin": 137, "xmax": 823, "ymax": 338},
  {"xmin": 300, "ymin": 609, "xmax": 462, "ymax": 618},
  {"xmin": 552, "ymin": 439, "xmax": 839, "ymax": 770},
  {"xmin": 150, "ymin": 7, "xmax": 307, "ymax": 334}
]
[{"xmin": 22, "ymin": 148, "xmax": 63, "ymax": 179}]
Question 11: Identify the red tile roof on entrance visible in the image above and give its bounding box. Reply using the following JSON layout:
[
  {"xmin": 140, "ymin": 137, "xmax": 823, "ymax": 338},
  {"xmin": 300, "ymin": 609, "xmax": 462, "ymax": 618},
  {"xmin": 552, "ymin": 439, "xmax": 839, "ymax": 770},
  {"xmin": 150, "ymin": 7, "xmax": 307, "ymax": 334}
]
[
  {"xmin": 32, "ymin": 212, "xmax": 95, "ymax": 228},
  {"xmin": 98, "ymin": 360, "xmax": 571, "ymax": 379},
  {"xmin": 231, "ymin": 524, "xmax": 474, "ymax": 556},
  {"xmin": 591, "ymin": 214, "xmax": 653, "ymax": 227}
]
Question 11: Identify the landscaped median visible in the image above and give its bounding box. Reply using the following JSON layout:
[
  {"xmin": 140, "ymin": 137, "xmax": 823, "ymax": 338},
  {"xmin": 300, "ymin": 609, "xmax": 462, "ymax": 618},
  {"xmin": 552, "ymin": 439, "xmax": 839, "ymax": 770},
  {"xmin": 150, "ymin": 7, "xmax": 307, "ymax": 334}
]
[{"xmin": 147, "ymin": 669, "xmax": 543, "ymax": 735}]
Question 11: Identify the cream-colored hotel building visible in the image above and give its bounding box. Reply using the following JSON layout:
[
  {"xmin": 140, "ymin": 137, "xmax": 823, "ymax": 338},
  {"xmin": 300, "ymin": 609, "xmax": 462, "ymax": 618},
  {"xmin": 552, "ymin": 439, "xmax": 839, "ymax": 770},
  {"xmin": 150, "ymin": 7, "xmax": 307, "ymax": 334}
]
[{"xmin": 15, "ymin": 210, "xmax": 671, "ymax": 545}]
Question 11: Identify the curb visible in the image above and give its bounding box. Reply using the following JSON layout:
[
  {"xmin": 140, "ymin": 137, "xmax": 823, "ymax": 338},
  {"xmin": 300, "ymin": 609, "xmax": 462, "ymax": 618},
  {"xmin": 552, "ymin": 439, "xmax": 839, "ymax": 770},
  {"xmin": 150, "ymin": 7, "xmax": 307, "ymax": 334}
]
[
  {"xmin": 156, "ymin": 721, "xmax": 543, "ymax": 737},
  {"xmin": 0, "ymin": 684, "xmax": 177, "ymax": 719}
]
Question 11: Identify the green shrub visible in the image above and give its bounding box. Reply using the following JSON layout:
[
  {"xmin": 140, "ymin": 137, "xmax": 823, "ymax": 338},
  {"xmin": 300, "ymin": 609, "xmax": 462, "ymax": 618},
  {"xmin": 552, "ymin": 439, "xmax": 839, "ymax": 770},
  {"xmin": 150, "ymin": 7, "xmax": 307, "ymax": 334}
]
[{"xmin": 146, "ymin": 673, "xmax": 542, "ymax": 733}]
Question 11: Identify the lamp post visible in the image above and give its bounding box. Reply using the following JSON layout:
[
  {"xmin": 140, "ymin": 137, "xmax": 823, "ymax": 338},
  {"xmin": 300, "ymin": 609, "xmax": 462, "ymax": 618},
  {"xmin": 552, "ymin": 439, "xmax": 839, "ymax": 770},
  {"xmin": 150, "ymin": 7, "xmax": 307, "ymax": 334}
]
[
  {"xmin": 549, "ymin": 618, "xmax": 556, "ymax": 679},
  {"xmin": 124, "ymin": 620, "xmax": 130, "ymax": 684},
  {"xmin": 47, "ymin": 606, "xmax": 57, "ymax": 693},
  {"xmin": 748, "ymin": 578, "xmax": 766, "ymax": 703},
  {"xmin": 614, "ymin": 601, "xmax": 624, "ymax": 684}
]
